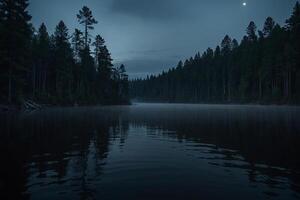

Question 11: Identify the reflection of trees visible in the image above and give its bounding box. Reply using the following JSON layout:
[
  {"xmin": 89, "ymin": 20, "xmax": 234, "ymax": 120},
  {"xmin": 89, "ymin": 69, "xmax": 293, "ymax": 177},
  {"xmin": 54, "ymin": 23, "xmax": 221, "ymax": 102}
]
[
  {"xmin": 1, "ymin": 105, "xmax": 300, "ymax": 198},
  {"xmin": 126, "ymin": 105, "xmax": 300, "ymax": 195},
  {"xmin": 0, "ymin": 107, "xmax": 129, "ymax": 200}
]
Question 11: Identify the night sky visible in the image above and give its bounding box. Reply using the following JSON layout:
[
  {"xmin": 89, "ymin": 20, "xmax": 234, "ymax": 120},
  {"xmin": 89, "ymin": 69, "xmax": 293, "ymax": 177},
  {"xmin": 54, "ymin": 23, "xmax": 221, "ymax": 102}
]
[{"xmin": 29, "ymin": 0, "xmax": 298, "ymax": 78}]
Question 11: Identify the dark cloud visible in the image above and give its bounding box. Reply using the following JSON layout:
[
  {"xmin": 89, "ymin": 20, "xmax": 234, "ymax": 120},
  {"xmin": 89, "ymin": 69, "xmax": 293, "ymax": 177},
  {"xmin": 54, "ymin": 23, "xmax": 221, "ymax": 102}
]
[{"xmin": 110, "ymin": 0, "xmax": 183, "ymax": 20}]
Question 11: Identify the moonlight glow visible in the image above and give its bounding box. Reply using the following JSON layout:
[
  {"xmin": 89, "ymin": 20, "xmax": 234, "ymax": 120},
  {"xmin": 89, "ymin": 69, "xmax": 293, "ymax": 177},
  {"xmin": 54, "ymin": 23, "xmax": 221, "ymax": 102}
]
[{"xmin": 243, "ymin": 2, "xmax": 247, "ymax": 6}]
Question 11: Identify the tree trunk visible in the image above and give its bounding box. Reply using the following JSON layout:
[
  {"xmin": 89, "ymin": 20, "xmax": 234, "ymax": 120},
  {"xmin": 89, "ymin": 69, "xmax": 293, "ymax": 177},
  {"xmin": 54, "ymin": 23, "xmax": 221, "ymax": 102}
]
[
  {"xmin": 8, "ymin": 67, "xmax": 12, "ymax": 104},
  {"xmin": 223, "ymin": 71, "xmax": 226, "ymax": 102},
  {"xmin": 32, "ymin": 64, "xmax": 36, "ymax": 98},
  {"xmin": 56, "ymin": 75, "xmax": 59, "ymax": 97},
  {"xmin": 285, "ymin": 67, "xmax": 291, "ymax": 102},
  {"xmin": 227, "ymin": 74, "xmax": 231, "ymax": 102},
  {"xmin": 85, "ymin": 22, "xmax": 88, "ymax": 47},
  {"xmin": 68, "ymin": 80, "xmax": 72, "ymax": 103},
  {"xmin": 43, "ymin": 65, "xmax": 47, "ymax": 94},
  {"xmin": 228, "ymin": 84, "xmax": 231, "ymax": 102},
  {"xmin": 259, "ymin": 76, "xmax": 262, "ymax": 101}
]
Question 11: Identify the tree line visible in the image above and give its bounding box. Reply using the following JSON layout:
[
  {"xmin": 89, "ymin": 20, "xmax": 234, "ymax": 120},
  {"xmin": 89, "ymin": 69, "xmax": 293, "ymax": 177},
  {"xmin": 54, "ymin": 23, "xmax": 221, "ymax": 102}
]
[
  {"xmin": 0, "ymin": 0, "xmax": 129, "ymax": 105},
  {"xmin": 131, "ymin": 2, "xmax": 300, "ymax": 104}
]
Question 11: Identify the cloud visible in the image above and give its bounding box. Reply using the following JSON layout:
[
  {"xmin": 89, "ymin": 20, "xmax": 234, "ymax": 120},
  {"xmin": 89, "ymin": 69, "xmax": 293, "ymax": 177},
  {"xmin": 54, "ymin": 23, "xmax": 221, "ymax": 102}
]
[
  {"xmin": 110, "ymin": 0, "xmax": 185, "ymax": 20},
  {"xmin": 109, "ymin": 0, "xmax": 249, "ymax": 21}
]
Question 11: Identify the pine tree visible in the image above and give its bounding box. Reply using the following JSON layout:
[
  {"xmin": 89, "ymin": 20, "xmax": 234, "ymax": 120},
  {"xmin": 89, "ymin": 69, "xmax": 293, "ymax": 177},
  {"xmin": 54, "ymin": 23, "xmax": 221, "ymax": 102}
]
[
  {"xmin": 96, "ymin": 45, "xmax": 113, "ymax": 101},
  {"xmin": 221, "ymin": 35, "xmax": 232, "ymax": 101},
  {"xmin": 118, "ymin": 64, "xmax": 128, "ymax": 81},
  {"xmin": 36, "ymin": 23, "xmax": 50, "ymax": 96},
  {"xmin": 53, "ymin": 21, "xmax": 74, "ymax": 103},
  {"xmin": 286, "ymin": 2, "xmax": 300, "ymax": 31},
  {"xmin": 0, "ymin": 0, "xmax": 129, "ymax": 105},
  {"xmin": 232, "ymin": 39, "xmax": 239, "ymax": 49},
  {"xmin": 263, "ymin": 17, "xmax": 275, "ymax": 37},
  {"xmin": 246, "ymin": 21, "xmax": 258, "ymax": 42},
  {"xmin": 93, "ymin": 35, "xmax": 105, "ymax": 68},
  {"xmin": 116, "ymin": 64, "xmax": 129, "ymax": 103},
  {"xmin": 176, "ymin": 60, "xmax": 183, "ymax": 70},
  {"xmin": 98, "ymin": 45, "xmax": 113, "ymax": 77},
  {"xmin": 221, "ymin": 35, "xmax": 232, "ymax": 55},
  {"xmin": 78, "ymin": 46, "xmax": 95, "ymax": 102},
  {"xmin": 286, "ymin": 2, "xmax": 300, "ymax": 101},
  {"xmin": 72, "ymin": 29, "xmax": 84, "ymax": 62},
  {"xmin": 0, "ymin": 0, "xmax": 32, "ymax": 103},
  {"xmin": 77, "ymin": 6, "xmax": 98, "ymax": 47}
]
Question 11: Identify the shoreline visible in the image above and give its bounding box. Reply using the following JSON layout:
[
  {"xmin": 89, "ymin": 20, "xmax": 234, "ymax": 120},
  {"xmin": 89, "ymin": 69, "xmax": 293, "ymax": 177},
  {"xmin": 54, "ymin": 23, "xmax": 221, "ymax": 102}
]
[
  {"xmin": 1, "ymin": 101, "xmax": 299, "ymax": 113},
  {"xmin": 131, "ymin": 100, "xmax": 300, "ymax": 106},
  {"xmin": 0, "ymin": 102, "xmax": 132, "ymax": 113}
]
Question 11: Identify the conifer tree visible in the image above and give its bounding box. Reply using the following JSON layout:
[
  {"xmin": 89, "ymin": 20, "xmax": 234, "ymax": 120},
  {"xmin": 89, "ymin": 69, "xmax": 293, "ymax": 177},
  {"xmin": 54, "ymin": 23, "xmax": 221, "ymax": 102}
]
[
  {"xmin": 0, "ymin": 0, "xmax": 32, "ymax": 103},
  {"xmin": 93, "ymin": 35, "xmax": 105, "ymax": 67},
  {"xmin": 0, "ymin": 0, "xmax": 129, "ymax": 105},
  {"xmin": 36, "ymin": 23, "xmax": 50, "ymax": 95},
  {"xmin": 77, "ymin": 6, "xmax": 98, "ymax": 47},
  {"xmin": 53, "ymin": 21, "xmax": 74, "ymax": 103},
  {"xmin": 246, "ymin": 21, "xmax": 258, "ymax": 42},
  {"xmin": 263, "ymin": 17, "xmax": 275, "ymax": 37},
  {"xmin": 286, "ymin": 2, "xmax": 300, "ymax": 100},
  {"xmin": 72, "ymin": 29, "xmax": 84, "ymax": 62}
]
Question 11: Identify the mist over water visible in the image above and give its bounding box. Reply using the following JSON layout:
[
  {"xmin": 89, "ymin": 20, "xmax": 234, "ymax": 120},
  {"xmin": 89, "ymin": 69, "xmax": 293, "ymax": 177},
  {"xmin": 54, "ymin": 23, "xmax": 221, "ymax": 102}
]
[{"xmin": 1, "ymin": 103, "xmax": 300, "ymax": 200}]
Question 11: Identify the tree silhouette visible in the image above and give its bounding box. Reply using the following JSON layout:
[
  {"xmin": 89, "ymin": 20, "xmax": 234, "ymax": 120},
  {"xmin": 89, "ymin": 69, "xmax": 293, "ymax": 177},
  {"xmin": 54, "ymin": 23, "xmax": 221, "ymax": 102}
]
[
  {"xmin": 93, "ymin": 35, "xmax": 105, "ymax": 67},
  {"xmin": 263, "ymin": 17, "xmax": 275, "ymax": 37},
  {"xmin": 32, "ymin": 23, "xmax": 51, "ymax": 98},
  {"xmin": 0, "ymin": 1, "xmax": 129, "ymax": 106},
  {"xmin": 0, "ymin": 0, "xmax": 32, "ymax": 103},
  {"xmin": 72, "ymin": 29, "xmax": 84, "ymax": 62},
  {"xmin": 53, "ymin": 21, "xmax": 75, "ymax": 103},
  {"xmin": 246, "ymin": 21, "xmax": 258, "ymax": 42},
  {"xmin": 77, "ymin": 6, "xmax": 98, "ymax": 47},
  {"xmin": 130, "ymin": 2, "xmax": 300, "ymax": 104}
]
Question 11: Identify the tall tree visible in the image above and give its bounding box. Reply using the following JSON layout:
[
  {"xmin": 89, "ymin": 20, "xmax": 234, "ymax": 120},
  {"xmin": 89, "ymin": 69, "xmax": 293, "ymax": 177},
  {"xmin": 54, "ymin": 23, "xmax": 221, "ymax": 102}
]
[
  {"xmin": 221, "ymin": 35, "xmax": 232, "ymax": 54},
  {"xmin": 286, "ymin": 2, "xmax": 300, "ymax": 101},
  {"xmin": 77, "ymin": 6, "xmax": 98, "ymax": 47},
  {"xmin": 97, "ymin": 45, "xmax": 113, "ymax": 101},
  {"xmin": 221, "ymin": 35, "xmax": 232, "ymax": 101},
  {"xmin": 0, "ymin": 0, "xmax": 129, "ymax": 106},
  {"xmin": 246, "ymin": 21, "xmax": 258, "ymax": 42},
  {"xmin": 72, "ymin": 28, "xmax": 84, "ymax": 62},
  {"xmin": 286, "ymin": 2, "xmax": 300, "ymax": 31},
  {"xmin": 176, "ymin": 60, "xmax": 183, "ymax": 70},
  {"xmin": 53, "ymin": 21, "xmax": 74, "ymax": 103},
  {"xmin": 232, "ymin": 39, "xmax": 239, "ymax": 49},
  {"xmin": 117, "ymin": 64, "xmax": 129, "ymax": 103},
  {"xmin": 0, "ymin": 0, "xmax": 32, "ymax": 103},
  {"xmin": 98, "ymin": 45, "xmax": 113, "ymax": 78},
  {"xmin": 36, "ymin": 23, "xmax": 50, "ymax": 96},
  {"xmin": 93, "ymin": 35, "xmax": 105, "ymax": 68},
  {"xmin": 263, "ymin": 17, "xmax": 275, "ymax": 37}
]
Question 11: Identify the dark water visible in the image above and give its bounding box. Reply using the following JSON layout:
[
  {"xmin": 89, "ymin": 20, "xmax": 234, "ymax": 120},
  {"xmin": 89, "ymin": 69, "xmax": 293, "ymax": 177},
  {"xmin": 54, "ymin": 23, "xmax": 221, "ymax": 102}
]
[{"xmin": 1, "ymin": 103, "xmax": 300, "ymax": 200}]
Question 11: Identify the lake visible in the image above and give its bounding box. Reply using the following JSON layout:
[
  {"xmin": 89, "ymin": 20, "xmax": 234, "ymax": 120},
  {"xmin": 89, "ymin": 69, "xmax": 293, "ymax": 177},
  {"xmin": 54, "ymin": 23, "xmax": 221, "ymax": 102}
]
[{"xmin": 0, "ymin": 103, "xmax": 300, "ymax": 200}]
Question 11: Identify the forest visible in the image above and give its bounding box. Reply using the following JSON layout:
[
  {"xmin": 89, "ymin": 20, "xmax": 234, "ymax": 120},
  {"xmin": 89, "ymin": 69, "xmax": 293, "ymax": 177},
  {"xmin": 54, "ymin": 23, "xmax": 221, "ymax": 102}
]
[
  {"xmin": 131, "ymin": 2, "xmax": 300, "ymax": 104},
  {"xmin": 0, "ymin": 0, "xmax": 129, "ymax": 106}
]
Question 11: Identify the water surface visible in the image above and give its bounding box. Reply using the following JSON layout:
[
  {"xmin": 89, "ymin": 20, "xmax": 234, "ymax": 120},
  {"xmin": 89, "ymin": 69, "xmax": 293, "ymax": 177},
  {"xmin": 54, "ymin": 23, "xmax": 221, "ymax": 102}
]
[{"xmin": 1, "ymin": 103, "xmax": 300, "ymax": 200}]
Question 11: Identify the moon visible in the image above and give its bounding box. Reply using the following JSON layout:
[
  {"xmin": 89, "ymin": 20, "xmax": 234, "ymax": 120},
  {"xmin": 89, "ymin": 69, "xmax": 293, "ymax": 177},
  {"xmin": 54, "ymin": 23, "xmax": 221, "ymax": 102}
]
[{"xmin": 243, "ymin": 2, "xmax": 247, "ymax": 6}]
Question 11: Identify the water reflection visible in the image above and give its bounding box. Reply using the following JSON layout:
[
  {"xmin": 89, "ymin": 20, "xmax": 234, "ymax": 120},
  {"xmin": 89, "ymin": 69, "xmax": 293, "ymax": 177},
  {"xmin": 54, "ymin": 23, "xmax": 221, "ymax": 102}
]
[{"xmin": 0, "ymin": 104, "xmax": 300, "ymax": 199}]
